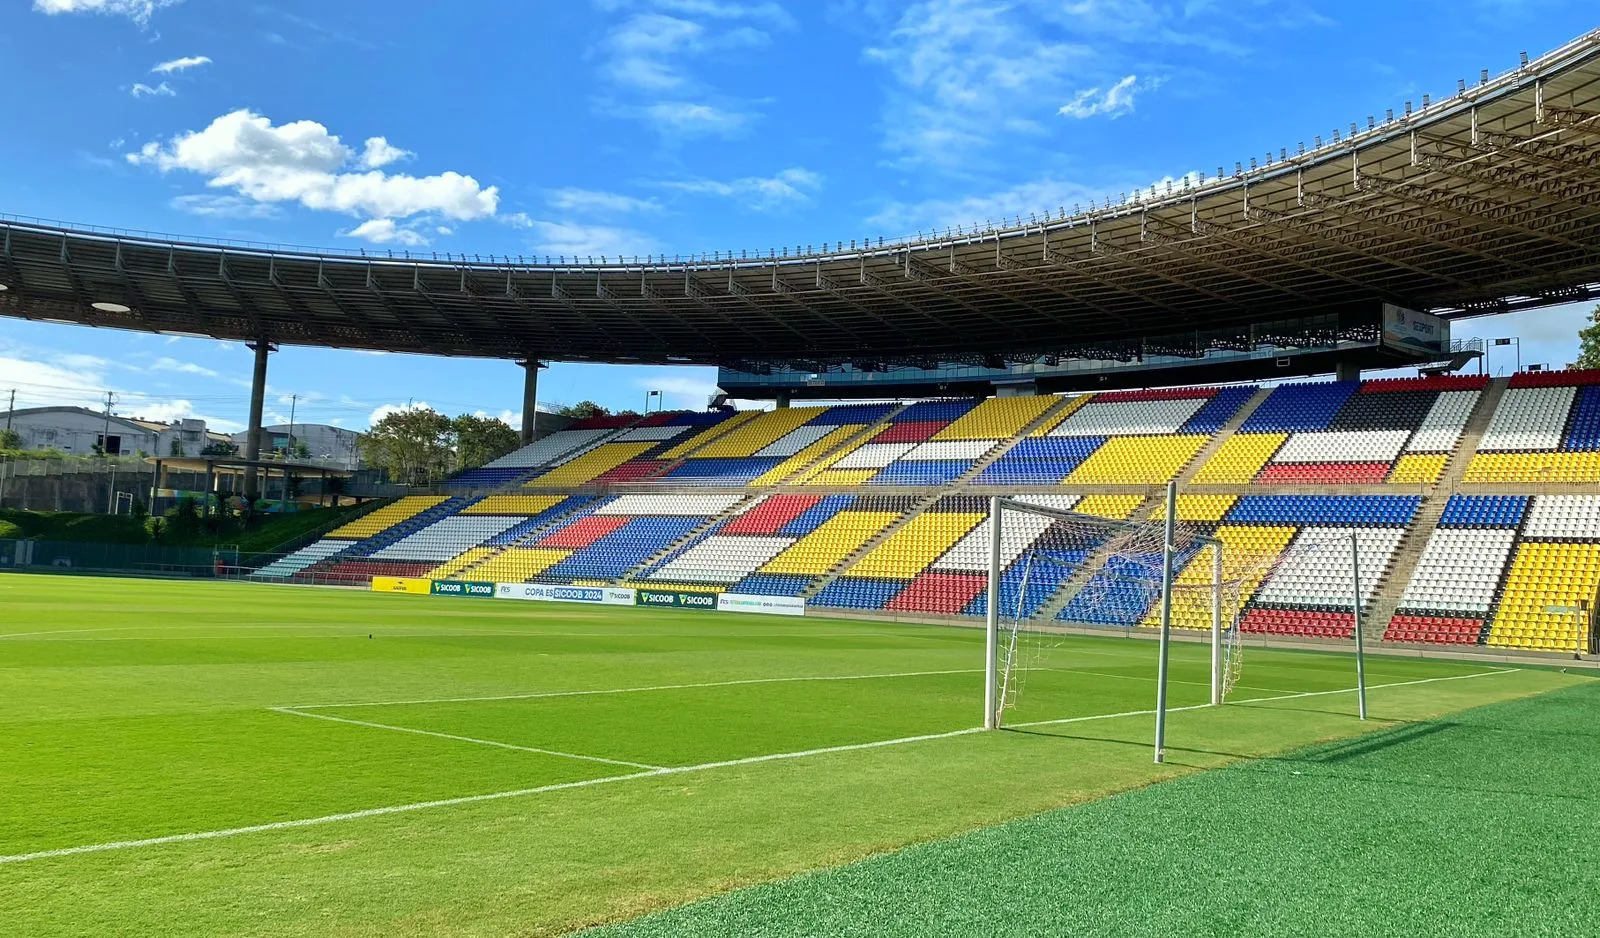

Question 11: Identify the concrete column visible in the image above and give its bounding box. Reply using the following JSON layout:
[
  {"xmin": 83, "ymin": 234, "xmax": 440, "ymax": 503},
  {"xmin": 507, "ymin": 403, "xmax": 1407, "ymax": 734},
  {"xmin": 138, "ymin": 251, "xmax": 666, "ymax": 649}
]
[
  {"xmin": 517, "ymin": 360, "xmax": 545, "ymax": 445},
  {"xmin": 243, "ymin": 341, "xmax": 275, "ymax": 501},
  {"xmin": 1335, "ymin": 360, "xmax": 1361, "ymax": 383},
  {"xmin": 774, "ymin": 390, "xmax": 791, "ymax": 409}
]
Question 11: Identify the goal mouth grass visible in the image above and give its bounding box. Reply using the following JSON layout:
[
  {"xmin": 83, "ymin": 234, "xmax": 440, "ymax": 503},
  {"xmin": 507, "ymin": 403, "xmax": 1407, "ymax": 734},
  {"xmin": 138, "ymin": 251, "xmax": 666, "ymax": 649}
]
[{"xmin": 585, "ymin": 679, "xmax": 1600, "ymax": 938}]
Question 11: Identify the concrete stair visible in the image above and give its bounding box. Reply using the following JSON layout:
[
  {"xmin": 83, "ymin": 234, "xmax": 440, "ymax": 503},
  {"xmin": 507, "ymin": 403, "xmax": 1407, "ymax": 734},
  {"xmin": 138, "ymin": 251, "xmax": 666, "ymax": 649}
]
[
  {"xmin": 799, "ymin": 492, "xmax": 944, "ymax": 599},
  {"xmin": 1438, "ymin": 377, "xmax": 1506, "ymax": 487},
  {"xmin": 1173, "ymin": 385, "xmax": 1275, "ymax": 486},
  {"xmin": 775, "ymin": 404, "xmax": 910, "ymax": 486},
  {"xmin": 439, "ymin": 496, "xmax": 611, "ymax": 580},
  {"xmin": 1030, "ymin": 497, "xmax": 1158, "ymax": 623},
  {"xmin": 612, "ymin": 492, "xmax": 762, "ymax": 584},
  {"xmin": 949, "ymin": 396, "xmax": 1081, "ymax": 485},
  {"xmin": 1361, "ymin": 494, "xmax": 1448, "ymax": 640}
]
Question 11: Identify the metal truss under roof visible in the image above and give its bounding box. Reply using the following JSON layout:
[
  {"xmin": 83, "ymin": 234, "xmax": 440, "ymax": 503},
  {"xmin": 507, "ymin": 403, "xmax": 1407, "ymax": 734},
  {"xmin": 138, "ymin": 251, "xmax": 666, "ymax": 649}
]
[{"xmin": 2, "ymin": 30, "xmax": 1599, "ymax": 367}]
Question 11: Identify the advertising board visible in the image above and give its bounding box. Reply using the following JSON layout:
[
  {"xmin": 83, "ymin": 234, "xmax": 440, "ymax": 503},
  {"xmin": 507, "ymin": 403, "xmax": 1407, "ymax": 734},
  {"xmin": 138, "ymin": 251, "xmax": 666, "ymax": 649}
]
[
  {"xmin": 495, "ymin": 583, "xmax": 637, "ymax": 606},
  {"xmin": 1381, "ymin": 304, "xmax": 1448, "ymax": 354},
  {"xmin": 430, "ymin": 580, "xmax": 495, "ymax": 599},
  {"xmin": 634, "ymin": 589, "xmax": 719, "ymax": 611},
  {"xmin": 370, "ymin": 576, "xmax": 432, "ymax": 595},
  {"xmin": 716, "ymin": 593, "xmax": 806, "ymax": 617}
]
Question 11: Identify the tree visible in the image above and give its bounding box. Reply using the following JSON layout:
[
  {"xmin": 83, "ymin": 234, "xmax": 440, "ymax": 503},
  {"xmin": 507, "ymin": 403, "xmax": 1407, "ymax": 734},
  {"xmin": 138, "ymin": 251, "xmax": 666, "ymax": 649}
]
[
  {"xmin": 169, "ymin": 438, "xmax": 185, "ymax": 457},
  {"xmin": 358, "ymin": 407, "xmax": 455, "ymax": 484},
  {"xmin": 452, "ymin": 414, "xmax": 520, "ymax": 468},
  {"xmin": 292, "ymin": 440, "xmax": 312, "ymax": 460},
  {"xmin": 1574, "ymin": 303, "xmax": 1600, "ymax": 370},
  {"xmin": 557, "ymin": 401, "xmax": 608, "ymax": 419},
  {"xmin": 0, "ymin": 428, "xmax": 20, "ymax": 450},
  {"xmin": 201, "ymin": 440, "xmax": 238, "ymax": 457}
]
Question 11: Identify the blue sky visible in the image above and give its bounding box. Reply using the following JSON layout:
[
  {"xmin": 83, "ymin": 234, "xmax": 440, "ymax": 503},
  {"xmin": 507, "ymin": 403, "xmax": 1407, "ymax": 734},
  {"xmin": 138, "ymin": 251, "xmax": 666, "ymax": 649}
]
[{"xmin": 0, "ymin": 0, "xmax": 1594, "ymax": 432}]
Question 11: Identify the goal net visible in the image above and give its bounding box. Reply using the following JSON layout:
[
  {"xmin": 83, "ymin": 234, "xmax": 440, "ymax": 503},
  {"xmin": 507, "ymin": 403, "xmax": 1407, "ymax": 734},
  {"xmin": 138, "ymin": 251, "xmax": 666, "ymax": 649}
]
[{"xmin": 984, "ymin": 494, "xmax": 1371, "ymax": 733}]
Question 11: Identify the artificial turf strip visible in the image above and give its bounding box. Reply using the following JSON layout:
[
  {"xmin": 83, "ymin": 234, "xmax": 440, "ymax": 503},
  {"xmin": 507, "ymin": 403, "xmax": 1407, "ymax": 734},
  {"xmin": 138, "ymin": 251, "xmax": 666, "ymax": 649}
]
[
  {"xmin": 0, "ymin": 573, "xmax": 1582, "ymax": 937},
  {"xmin": 589, "ymin": 680, "xmax": 1600, "ymax": 938}
]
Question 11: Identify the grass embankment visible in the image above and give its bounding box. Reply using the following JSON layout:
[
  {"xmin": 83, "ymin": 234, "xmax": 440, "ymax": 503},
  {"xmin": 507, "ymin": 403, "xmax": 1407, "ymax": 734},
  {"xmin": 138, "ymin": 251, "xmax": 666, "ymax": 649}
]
[
  {"xmin": 0, "ymin": 574, "xmax": 1582, "ymax": 937},
  {"xmin": 0, "ymin": 503, "xmax": 372, "ymax": 551}
]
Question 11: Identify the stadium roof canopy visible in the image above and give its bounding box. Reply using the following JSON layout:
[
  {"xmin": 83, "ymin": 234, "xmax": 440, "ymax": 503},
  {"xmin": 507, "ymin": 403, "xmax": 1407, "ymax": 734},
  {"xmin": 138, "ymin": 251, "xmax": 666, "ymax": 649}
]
[{"xmin": 2, "ymin": 30, "xmax": 1599, "ymax": 368}]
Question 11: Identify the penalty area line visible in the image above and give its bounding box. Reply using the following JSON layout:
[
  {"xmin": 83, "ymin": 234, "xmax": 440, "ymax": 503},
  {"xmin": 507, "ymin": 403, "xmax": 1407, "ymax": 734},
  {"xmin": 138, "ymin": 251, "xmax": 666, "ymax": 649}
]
[
  {"xmin": 269, "ymin": 707, "xmax": 663, "ymax": 771},
  {"xmin": 282, "ymin": 668, "xmax": 984, "ymax": 710},
  {"xmin": 0, "ymin": 667, "xmax": 1520, "ymax": 867},
  {"xmin": 0, "ymin": 726, "xmax": 984, "ymax": 867}
]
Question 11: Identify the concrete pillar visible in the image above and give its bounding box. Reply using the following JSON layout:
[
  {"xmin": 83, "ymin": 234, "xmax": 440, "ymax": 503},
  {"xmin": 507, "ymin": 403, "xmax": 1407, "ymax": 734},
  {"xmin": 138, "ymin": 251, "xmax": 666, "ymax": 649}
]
[
  {"xmin": 1335, "ymin": 360, "xmax": 1360, "ymax": 383},
  {"xmin": 203, "ymin": 462, "xmax": 215, "ymax": 517},
  {"xmin": 517, "ymin": 360, "xmax": 545, "ymax": 445},
  {"xmin": 243, "ymin": 341, "xmax": 274, "ymax": 500},
  {"xmin": 150, "ymin": 459, "xmax": 162, "ymax": 514},
  {"xmin": 774, "ymin": 390, "xmax": 791, "ymax": 409}
]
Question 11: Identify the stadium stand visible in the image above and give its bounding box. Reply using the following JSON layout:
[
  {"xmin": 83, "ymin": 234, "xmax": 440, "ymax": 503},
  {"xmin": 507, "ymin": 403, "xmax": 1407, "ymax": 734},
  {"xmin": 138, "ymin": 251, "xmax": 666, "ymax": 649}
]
[
  {"xmin": 1464, "ymin": 370, "xmax": 1600, "ymax": 482},
  {"xmin": 264, "ymin": 371, "xmax": 1600, "ymax": 659}
]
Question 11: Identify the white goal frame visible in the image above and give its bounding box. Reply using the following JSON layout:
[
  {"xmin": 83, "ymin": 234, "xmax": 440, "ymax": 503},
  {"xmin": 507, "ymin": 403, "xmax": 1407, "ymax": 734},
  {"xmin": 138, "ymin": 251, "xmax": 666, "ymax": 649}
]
[{"xmin": 983, "ymin": 484, "xmax": 1371, "ymax": 762}]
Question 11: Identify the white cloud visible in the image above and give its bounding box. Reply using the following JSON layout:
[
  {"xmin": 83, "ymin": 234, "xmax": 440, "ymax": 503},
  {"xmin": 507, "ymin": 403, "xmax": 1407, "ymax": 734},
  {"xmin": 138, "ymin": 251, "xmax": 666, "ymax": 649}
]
[
  {"xmin": 152, "ymin": 55, "xmax": 210, "ymax": 74},
  {"xmin": 31, "ymin": 0, "xmax": 182, "ymax": 25},
  {"xmin": 1058, "ymin": 75, "xmax": 1160, "ymax": 119},
  {"xmin": 150, "ymin": 357, "xmax": 219, "ymax": 378},
  {"xmin": 126, "ymin": 110, "xmax": 499, "ymax": 226},
  {"xmin": 341, "ymin": 218, "xmax": 429, "ymax": 247},
  {"xmin": 368, "ymin": 401, "xmax": 432, "ymax": 427},
  {"xmin": 868, "ymin": 176, "xmax": 1102, "ymax": 235},
  {"xmin": 130, "ymin": 81, "xmax": 175, "ymax": 98},
  {"xmin": 0, "ymin": 342, "xmax": 240, "ymax": 432},
  {"xmin": 640, "ymin": 101, "xmax": 750, "ymax": 136},
  {"xmin": 661, "ymin": 167, "xmax": 821, "ymax": 210},
  {"xmin": 359, "ymin": 136, "xmax": 412, "ymax": 169},
  {"xmin": 863, "ymin": 0, "xmax": 1089, "ymax": 168},
  {"xmin": 524, "ymin": 220, "xmax": 659, "ymax": 258},
  {"xmin": 547, "ymin": 187, "xmax": 661, "ymax": 216},
  {"xmin": 594, "ymin": 1, "xmax": 789, "ymax": 137},
  {"xmin": 170, "ymin": 193, "xmax": 281, "ymax": 219}
]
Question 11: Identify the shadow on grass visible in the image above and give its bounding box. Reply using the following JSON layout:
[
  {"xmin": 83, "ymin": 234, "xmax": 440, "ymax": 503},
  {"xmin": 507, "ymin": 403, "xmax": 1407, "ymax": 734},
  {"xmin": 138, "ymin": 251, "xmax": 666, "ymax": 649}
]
[{"xmin": 1001, "ymin": 727, "xmax": 1260, "ymax": 762}]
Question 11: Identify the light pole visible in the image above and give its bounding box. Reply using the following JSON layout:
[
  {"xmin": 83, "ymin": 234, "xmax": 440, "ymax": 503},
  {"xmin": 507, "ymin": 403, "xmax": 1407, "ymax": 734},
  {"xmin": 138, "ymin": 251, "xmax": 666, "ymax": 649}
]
[{"xmin": 1492, "ymin": 336, "xmax": 1521, "ymax": 375}]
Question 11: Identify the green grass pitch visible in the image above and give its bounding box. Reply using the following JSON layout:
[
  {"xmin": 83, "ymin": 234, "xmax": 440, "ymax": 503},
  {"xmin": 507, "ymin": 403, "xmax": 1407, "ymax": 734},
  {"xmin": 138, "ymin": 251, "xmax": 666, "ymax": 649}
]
[{"xmin": 0, "ymin": 573, "xmax": 1584, "ymax": 936}]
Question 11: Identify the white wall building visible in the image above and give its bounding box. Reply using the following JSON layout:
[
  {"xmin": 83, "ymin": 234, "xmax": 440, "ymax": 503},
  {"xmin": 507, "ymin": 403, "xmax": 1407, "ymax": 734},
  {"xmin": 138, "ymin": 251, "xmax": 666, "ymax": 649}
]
[
  {"xmin": 1, "ymin": 406, "xmax": 213, "ymax": 456},
  {"xmin": 229, "ymin": 423, "xmax": 363, "ymax": 469}
]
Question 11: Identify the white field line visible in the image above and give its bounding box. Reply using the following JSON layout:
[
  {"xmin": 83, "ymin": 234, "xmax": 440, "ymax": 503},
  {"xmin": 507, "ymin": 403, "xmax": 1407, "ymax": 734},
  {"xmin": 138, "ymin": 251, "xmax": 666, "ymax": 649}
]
[
  {"xmin": 270, "ymin": 708, "xmax": 662, "ymax": 770},
  {"xmin": 0, "ymin": 627, "xmax": 126, "ymax": 641},
  {"xmin": 283, "ymin": 668, "xmax": 984, "ymax": 710},
  {"xmin": 1008, "ymin": 666, "xmax": 1521, "ymax": 730},
  {"xmin": 0, "ymin": 667, "xmax": 1520, "ymax": 867},
  {"xmin": 0, "ymin": 727, "xmax": 984, "ymax": 867}
]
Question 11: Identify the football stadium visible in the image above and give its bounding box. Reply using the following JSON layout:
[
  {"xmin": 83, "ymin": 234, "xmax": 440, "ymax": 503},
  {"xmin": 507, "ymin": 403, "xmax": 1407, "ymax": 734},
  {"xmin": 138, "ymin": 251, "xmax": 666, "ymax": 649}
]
[{"xmin": 5, "ymin": 19, "xmax": 1600, "ymax": 938}]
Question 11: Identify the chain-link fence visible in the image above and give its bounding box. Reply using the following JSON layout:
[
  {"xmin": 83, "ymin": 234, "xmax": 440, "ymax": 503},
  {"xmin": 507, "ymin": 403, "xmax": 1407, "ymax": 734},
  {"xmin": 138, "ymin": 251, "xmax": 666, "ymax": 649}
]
[{"xmin": 0, "ymin": 539, "xmax": 241, "ymax": 578}]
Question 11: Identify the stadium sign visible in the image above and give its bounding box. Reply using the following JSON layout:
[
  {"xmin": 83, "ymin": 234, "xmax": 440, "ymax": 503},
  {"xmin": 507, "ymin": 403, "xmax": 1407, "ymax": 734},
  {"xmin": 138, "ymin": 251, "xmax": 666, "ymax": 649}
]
[
  {"xmin": 634, "ymin": 589, "xmax": 719, "ymax": 611},
  {"xmin": 1381, "ymin": 303, "xmax": 1448, "ymax": 354},
  {"xmin": 494, "ymin": 583, "xmax": 637, "ymax": 606},
  {"xmin": 717, "ymin": 593, "xmax": 806, "ymax": 617},
  {"xmin": 430, "ymin": 580, "xmax": 495, "ymax": 599},
  {"xmin": 370, "ymin": 576, "xmax": 432, "ymax": 595}
]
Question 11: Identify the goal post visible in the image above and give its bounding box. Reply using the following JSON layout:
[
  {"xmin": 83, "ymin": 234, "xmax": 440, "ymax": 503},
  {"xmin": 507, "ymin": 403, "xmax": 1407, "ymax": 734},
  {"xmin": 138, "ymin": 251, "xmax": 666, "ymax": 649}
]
[{"xmin": 982, "ymin": 488, "xmax": 1226, "ymax": 741}]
